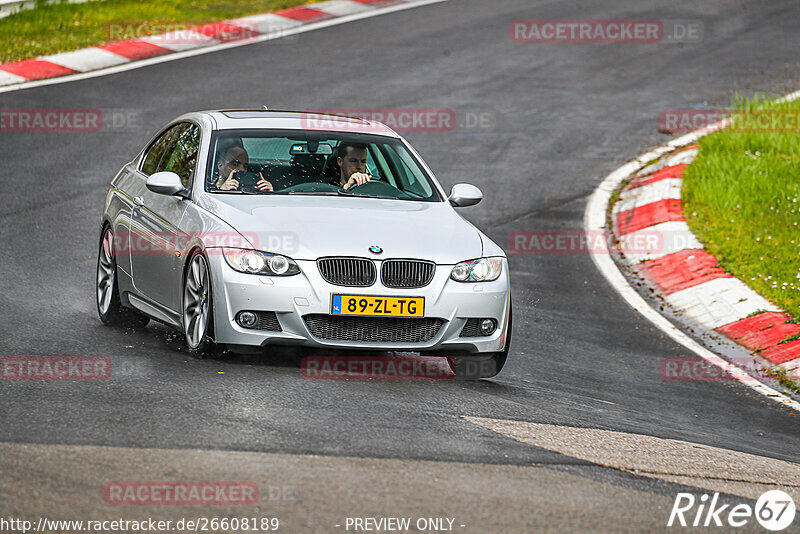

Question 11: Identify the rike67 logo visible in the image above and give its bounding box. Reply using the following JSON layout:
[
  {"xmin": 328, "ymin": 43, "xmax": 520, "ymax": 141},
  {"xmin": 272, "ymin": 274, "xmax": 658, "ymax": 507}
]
[{"xmin": 668, "ymin": 490, "xmax": 796, "ymax": 530}]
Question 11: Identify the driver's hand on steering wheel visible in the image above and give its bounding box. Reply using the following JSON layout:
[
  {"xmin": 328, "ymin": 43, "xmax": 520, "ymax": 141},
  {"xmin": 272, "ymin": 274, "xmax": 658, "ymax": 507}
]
[{"xmin": 343, "ymin": 172, "xmax": 371, "ymax": 190}]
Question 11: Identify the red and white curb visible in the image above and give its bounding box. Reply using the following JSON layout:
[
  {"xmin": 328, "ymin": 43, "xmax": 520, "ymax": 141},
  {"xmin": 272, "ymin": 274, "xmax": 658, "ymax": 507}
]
[
  {"xmin": 585, "ymin": 91, "xmax": 800, "ymax": 413},
  {"xmin": 613, "ymin": 146, "xmax": 800, "ymax": 371},
  {"xmin": 0, "ymin": 0, "xmax": 432, "ymax": 88}
]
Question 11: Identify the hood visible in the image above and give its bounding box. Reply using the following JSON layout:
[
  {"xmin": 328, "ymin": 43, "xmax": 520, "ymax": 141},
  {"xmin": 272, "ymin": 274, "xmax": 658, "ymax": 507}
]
[{"xmin": 198, "ymin": 194, "xmax": 484, "ymax": 263}]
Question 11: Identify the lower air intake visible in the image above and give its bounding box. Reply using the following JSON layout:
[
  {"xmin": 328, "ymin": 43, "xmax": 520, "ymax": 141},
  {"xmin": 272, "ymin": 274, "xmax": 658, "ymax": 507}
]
[{"xmin": 303, "ymin": 314, "xmax": 444, "ymax": 343}]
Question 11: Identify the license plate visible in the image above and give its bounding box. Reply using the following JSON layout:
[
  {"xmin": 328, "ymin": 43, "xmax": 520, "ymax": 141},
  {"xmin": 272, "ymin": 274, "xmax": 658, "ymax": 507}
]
[{"xmin": 331, "ymin": 295, "xmax": 424, "ymax": 317}]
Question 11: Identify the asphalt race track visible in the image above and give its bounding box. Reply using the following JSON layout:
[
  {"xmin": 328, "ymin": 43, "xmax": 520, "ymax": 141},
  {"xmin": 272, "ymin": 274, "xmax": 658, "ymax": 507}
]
[{"xmin": 1, "ymin": 0, "xmax": 800, "ymax": 531}]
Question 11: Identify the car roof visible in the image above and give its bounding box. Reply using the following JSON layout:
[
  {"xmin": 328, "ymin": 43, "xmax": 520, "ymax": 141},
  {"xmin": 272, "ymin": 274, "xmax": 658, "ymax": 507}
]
[{"xmin": 182, "ymin": 109, "xmax": 401, "ymax": 138}]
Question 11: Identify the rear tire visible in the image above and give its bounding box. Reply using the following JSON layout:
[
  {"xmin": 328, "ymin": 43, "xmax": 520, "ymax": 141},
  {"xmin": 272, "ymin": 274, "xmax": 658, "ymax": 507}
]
[
  {"xmin": 96, "ymin": 227, "xmax": 150, "ymax": 329},
  {"xmin": 449, "ymin": 303, "xmax": 512, "ymax": 380}
]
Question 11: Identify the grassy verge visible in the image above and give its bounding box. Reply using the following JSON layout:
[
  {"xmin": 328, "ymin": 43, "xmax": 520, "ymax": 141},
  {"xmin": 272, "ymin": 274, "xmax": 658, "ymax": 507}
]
[
  {"xmin": 0, "ymin": 0, "xmax": 310, "ymax": 64},
  {"xmin": 682, "ymin": 94, "xmax": 800, "ymax": 320}
]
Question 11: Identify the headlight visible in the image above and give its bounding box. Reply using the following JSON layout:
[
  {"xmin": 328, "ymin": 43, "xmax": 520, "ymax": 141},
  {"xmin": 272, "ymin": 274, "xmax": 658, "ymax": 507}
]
[
  {"xmin": 450, "ymin": 257, "xmax": 503, "ymax": 282},
  {"xmin": 222, "ymin": 248, "xmax": 300, "ymax": 276}
]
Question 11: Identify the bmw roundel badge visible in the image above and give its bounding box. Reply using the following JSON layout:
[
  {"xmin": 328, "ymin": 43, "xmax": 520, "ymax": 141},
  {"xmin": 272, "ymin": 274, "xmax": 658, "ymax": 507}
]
[{"xmin": 369, "ymin": 245, "xmax": 383, "ymax": 254}]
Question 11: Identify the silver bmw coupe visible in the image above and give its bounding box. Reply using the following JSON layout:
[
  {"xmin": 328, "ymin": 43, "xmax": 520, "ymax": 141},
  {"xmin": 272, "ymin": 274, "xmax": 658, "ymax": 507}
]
[{"xmin": 96, "ymin": 110, "xmax": 511, "ymax": 378}]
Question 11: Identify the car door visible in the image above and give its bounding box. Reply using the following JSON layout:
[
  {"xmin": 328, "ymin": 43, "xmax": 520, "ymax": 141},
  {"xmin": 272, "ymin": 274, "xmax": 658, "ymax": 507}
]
[
  {"xmin": 130, "ymin": 122, "xmax": 200, "ymax": 312},
  {"xmin": 111, "ymin": 164, "xmax": 147, "ymax": 279},
  {"xmin": 124, "ymin": 124, "xmax": 179, "ymax": 277}
]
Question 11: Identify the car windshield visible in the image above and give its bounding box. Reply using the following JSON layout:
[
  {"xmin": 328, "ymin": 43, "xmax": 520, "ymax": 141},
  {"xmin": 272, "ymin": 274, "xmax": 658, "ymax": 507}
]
[{"xmin": 206, "ymin": 129, "xmax": 441, "ymax": 202}]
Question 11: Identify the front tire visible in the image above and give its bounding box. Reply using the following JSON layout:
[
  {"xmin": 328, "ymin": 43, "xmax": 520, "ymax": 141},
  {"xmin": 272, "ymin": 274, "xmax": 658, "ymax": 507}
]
[
  {"xmin": 182, "ymin": 252, "xmax": 220, "ymax": 357},
  {"xmin": 96, "ymin": 227, "xmax": 150, "ymax": 329}
]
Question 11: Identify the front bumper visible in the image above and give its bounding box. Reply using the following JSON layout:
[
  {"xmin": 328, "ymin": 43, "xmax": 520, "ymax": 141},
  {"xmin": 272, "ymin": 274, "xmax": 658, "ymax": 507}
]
[{"xmin": 208, "ymin": 254, "xmax": 511, "ymax": 353}]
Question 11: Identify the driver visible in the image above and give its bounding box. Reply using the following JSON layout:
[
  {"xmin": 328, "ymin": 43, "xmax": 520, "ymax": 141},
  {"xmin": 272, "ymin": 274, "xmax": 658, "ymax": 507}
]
[
  {"xmin": 332, "ymin": 142, "xmax": 372, "ymax": 190},
  {"xmin": 215, "ymin": 146, "xmax": 273, "ymax": 192}
]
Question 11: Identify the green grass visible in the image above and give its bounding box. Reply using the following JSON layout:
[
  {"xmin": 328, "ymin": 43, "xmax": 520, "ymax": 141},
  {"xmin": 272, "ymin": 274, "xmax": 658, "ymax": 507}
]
[
  {"xmin": 779, "ymin": 332, "xmax": 800, "ymax": 345},
  {"xmin": 682, "ymin": 94, "xmax": 800, "ymax": 319},
  {"xmin": 0, "ymin": 0, "xmax": 310, "ymax": 64}
]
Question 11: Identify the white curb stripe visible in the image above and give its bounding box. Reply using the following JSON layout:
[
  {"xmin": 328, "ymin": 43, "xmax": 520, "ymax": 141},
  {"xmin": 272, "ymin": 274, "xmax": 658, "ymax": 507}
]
[
  {"xmin": 637, "ymin": 147, "xmax": 697, "ymax": 176},
  {"xmin": 636, "ymin": 158, "xmax": 669, "ymax": 177},
  {"xmin": 664, "ymin": 148, "xmax": 698, "ymax": 166},
  {"xmin": 40, "ymin": 48, "xmax": 131, "ymax": 72},
  {"xmin": 780, "ymin": 359, "xmax": 800, "ymax": 375},
  {"xmin": 139, "ymin": 32, "xmax": 220, "ymax": 52},
  {"xmin": 615, "ymin": 178, "xmax": 682, "ymax": 213},
  {"xmin": 228, "ymin": 13, "xmax": 304, "ymax": 34},
  {"xmin": 621, "ymin": 221, "xmax": 703, "ymax": 262},
  {"xmin": 584, "ymin": 109, "xmax": 800, "ymax": 413},
  {"xmin": 665, "ymin": 278, "xmax": 780, "ymax": 330},
  {"xmin": 0, "ymin": 69, "xmax": 27, "ymax": 85},
  {"xmin": 310, "ymin": 0, "xmax": 374, "ymax": 16}
]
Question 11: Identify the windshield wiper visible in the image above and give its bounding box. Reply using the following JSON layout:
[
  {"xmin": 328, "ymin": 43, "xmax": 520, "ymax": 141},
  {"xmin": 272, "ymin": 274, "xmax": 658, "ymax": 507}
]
[{"xmin": 288, "ymin": 191, "xmax": 339, "ymax": 196}]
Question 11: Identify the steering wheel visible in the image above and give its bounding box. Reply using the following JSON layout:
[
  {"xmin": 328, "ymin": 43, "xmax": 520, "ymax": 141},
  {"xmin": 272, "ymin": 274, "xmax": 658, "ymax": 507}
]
[
  {"xmin": 345, "ymin": 180, "xmax": 404, "ymax": 197},
  {"xmin": 280, "ymin": 182, "xmax": 342, "ymax": 194}
]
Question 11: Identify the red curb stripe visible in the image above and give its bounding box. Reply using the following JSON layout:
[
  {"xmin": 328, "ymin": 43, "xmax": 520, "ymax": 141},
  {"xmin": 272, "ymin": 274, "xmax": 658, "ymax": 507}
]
[
  {"xmin": 615, "ymin": 197, "xmax": 684, "ymax": 235},
  {"xmin": 0, "ymin": 59, "xmax": 77, "ymax": 80},
  {"xmin": 627, "ymin": 163, "xmax": 688, "ymax": 190},
  {"xmin": 638, "ymin": 248, "xmax": 732, "ymax": 295},
  {"xmin": 717, "ymin": 312, "xmax": 800, "ymax": 352},
  {"xmin": 192, "ymin": 22, "xmax": 259, "ymax": 42},
  {"xmin": 274, "ymin": 6, "xmax": 334, "ymax": 22},
  {"xmin": 761, "ymin": 340, "xmax": 800, "ymax": 365},
  {"xmin": 98, "ymin": 40, "xmax": 172, "ymax": 61},
  {"xmin": 716, "ymin": 312, "xmax": 791, "ymax": 339}
]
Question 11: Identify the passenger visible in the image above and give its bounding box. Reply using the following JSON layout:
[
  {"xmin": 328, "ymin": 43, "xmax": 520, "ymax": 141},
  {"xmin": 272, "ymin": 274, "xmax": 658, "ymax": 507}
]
[
  {"xmin": 215, "ymin": 146, "xmax": 273, "ymax": 192},
  {"xmin": 332, "ymin": 142, "xmax": 372, "ymax": 190}
]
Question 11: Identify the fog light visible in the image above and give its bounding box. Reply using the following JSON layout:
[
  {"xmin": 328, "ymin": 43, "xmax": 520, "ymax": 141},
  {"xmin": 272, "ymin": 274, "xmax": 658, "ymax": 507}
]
[
  {"xmin": 479, "ymin": 319, "xmax": 496, "ymax": 336},
  {"xmin": 237, "ymin": 311, "xmax": 257, "ymax": 328}
]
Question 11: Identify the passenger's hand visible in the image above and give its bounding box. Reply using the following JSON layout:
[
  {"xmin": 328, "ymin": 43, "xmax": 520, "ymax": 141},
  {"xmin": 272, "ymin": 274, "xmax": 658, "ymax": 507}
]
[
  {"xmin": 255, "ymin": 172, "xmax": 273, "ymax": 192},
  {"xmin": 343, "ymin": 172, "xmax": 371, "ymax": 190},
  {"xmin": 221, "ymin": 171, "xmax": 239, "ymax": 191}
]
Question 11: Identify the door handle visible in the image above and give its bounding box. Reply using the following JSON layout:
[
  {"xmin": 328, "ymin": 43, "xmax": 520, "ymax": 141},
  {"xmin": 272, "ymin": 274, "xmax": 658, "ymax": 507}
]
[{"xmin": 133, "ymin": 196, "xmax": 144, "ymax": 209}]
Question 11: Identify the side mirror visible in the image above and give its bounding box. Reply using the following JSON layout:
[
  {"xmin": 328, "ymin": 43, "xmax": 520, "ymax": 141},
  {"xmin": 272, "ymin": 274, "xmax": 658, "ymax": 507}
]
[
  {"xmin": 448, "ymin": 183, "xmax": 483, "ymax": 207},
  {"xmin": 146, "ymin": 171, "xmax": 188, "ymax": 198}
]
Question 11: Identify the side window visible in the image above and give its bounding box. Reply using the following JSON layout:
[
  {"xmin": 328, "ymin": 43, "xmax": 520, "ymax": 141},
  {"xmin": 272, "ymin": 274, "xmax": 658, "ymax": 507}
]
[
  {"xmin": 141, "ymin": 125, "xmax": 180, "ymax": 176},
  {"xmin": 163, "ymin": 123, "xmax": 201, "ymax": 187}
]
